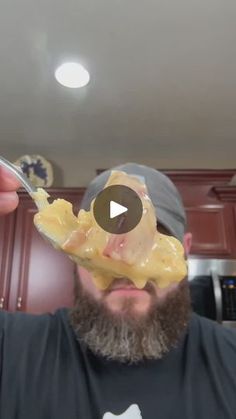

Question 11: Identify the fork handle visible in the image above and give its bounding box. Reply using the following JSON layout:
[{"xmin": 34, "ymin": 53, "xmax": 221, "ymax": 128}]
[{"xmin": 0, "ymin": 156, "xmax": 37, "ymax": 194}]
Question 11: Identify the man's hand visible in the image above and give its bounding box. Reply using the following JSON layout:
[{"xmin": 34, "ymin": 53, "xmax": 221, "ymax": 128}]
[{"xmin": 0, "ymin": 166, "xmax": 21, "ymax": 215}]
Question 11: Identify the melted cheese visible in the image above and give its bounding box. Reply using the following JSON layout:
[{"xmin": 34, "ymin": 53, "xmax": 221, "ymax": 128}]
[{"xmin": 33, "ymin": 172, "xmax": 187, "ymax": 290}]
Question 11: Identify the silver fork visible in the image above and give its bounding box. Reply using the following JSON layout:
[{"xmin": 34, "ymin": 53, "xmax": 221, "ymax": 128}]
[{"xmin": 0, "ymin": 156, "xmax": 50, "ymax": 209}]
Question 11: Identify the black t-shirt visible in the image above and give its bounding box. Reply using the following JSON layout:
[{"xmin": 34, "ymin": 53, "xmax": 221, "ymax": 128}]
[{"xmin": 0, "ymin": 308, "xmax": 236, "ymax": 419}]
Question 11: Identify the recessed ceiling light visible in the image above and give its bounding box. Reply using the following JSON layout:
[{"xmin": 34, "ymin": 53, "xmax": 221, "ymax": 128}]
[{"xmin": 54, "ymin": 62, "xmax": 90, "ymax": 88}]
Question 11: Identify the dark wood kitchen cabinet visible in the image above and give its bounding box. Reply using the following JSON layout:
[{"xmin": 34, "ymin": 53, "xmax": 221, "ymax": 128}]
[
  {"xmin": 185, "ymin": 203, "xmax": 235, "ymax": 257},
  {"xmin": 1, "ymin": 188, "xmax": 84, "ymax": 314},
  {"xmin": 164, "ymin": 170, "xmax": 236, "ymax": 259},
  {"xmin": 176, "ymin": 183, "xmax": 236, "ymax": 258}
]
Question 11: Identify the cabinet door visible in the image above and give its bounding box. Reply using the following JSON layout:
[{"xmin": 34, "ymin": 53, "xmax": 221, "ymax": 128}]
[
  {"xmin": 186, "ymin": 203, "xmax": 235, "ymax": 257},
  {"xmin": 9, "ymin": 189, "xmax": 84, "ymax": 314},
  {"xmin": 0, "ymin": 213, "xmax": 16, "ymax": 310},
  {"xmin": 177, "ymin": 183, "xmax": 236, "ymax": 258}
]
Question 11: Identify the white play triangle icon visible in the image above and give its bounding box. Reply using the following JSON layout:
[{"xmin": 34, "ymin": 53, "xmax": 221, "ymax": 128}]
[
  {"xmin": 110, "ymin": 201, "xmax": 128, "ymax": 219},
  {"xmin": 93, "ymin": 184, "xmax": 143, "ymax": 234}
]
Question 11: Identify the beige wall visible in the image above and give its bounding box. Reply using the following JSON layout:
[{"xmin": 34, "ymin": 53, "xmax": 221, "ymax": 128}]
[{"xmin": 2, "ymin": 145, "xmax": 235, "ymax": 187}]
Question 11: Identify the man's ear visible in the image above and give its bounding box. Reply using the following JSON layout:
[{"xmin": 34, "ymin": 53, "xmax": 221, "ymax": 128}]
[{"xmin": 183, "ymin": 232, "xmax": 192, "ymax": 256}]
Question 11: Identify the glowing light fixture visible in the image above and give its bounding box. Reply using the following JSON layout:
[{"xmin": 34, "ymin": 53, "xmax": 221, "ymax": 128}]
[{"xmin": 55, "ymin": 62, "xmax": 90, "ymax": 88}]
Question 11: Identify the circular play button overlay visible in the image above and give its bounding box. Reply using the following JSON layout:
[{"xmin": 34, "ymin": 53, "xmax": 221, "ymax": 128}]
[{"xmin": 93, "ymin": 185, "xmax": 143, "ymax": 234}]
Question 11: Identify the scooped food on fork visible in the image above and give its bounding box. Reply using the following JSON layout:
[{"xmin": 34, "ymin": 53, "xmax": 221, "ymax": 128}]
[{"xmin": 32, "ymin": 170, "xmax": 187, "ymax": 290}]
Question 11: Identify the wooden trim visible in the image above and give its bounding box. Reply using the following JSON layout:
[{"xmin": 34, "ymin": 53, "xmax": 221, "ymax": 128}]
[
  {"xmin": 211, "ymin": 186, "xmax": 236, "ymax": 202},
  {"xmin": 96, "ymin": 169, "xmax": 236, "ymax": 184},
  {"xmin": 0, "ymin": 213, "xmax": 16, "ymax": 310}
]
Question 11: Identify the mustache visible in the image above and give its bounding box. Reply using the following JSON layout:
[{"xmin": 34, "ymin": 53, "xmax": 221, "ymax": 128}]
[{"xmin": 104, "ymin": 277, "xmax": 156, "ymax": 295}]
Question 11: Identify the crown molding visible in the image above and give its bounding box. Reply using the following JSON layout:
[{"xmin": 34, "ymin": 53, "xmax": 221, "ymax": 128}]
[
  {"xmin": 96, "ymin": 169, "xmax": 236, "ymax": 184},
  {"xmin": 211, "ymin": 186, "xmax": 236, "ymax": 202}
]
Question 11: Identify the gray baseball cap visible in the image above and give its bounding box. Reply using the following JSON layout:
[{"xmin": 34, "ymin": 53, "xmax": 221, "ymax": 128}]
[{"xmin": 80, "ymin": 162, "xmax": 187, "ymax": 242}]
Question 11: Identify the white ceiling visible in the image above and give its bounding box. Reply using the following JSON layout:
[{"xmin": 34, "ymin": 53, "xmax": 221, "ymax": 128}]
[{"xmin": 1, "ymin": 0, "xmax": 236, "ymax": 173}]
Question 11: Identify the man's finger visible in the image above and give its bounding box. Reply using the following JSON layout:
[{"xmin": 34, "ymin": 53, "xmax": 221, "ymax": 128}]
[
  {"xmin": 0, "ymin": 166, "xmax": 22, "ymax": 191},
  {"xmin": 0, "ymin": 191, "xmax": 19, "ymax": 215}
]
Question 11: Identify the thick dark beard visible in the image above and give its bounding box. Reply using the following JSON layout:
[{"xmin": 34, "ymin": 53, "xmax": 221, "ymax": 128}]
[{"xmin": 68, "ymin": 276, "xmax": 191, "ymax": 365}]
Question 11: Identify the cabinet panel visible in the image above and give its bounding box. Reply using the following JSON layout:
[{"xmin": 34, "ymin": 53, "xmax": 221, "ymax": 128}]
[
  {"xmin": 186, "ymin": 204, "xmax": 235, "ymax": 257},
  {"xmin": 233, "ymin": 206, "xmax": 236, "ymax": 225},
  {"xmin": 9, "ymin": 189, "xmax": 84, "ymax": 314},
  {"xmin": 176, "ymin": 182, "xmax": 236, "ymax": 257},
  {"xmin": 0, "ymin": 213, "xmax": 16, "ymax": 310}
]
